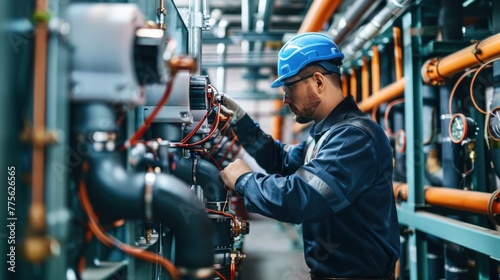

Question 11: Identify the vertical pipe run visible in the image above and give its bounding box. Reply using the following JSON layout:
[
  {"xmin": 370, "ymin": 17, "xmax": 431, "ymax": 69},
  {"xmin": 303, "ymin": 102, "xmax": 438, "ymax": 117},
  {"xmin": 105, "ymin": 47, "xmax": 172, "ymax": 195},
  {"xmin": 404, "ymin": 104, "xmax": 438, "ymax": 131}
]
[
  {"xmin": 371, "ymin": 46, "xmax": 381, "ymax": 121},
  {"xmin": 342, "ymin": 74, "xmax": 349, "ymax": 97},
  {"xmin": 189, "ymin": 0, "xmax": 203, "ymax": 75},
  {"xmin": 350, "ymin": 67, "xmax": 358, "ymax": 101},
  {"xmin": 393, "ymin": 27, "xmax": 403, "ymax": 80},
  {"xmin": 371, "ymin": 45, "xmax": 380, "ymax": 94},
  {"xmin": 361, "ymin": 56, "xmax": 369, "ymax": 101}
]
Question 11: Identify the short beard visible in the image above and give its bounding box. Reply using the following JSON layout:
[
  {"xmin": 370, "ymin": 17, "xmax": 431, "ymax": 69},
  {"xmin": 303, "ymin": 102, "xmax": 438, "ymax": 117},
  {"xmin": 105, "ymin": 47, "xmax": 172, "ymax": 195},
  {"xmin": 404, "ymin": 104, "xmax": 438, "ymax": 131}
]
[{"xmin": 294, "ymin": 84, "xmax": 320, "ymax": 124}]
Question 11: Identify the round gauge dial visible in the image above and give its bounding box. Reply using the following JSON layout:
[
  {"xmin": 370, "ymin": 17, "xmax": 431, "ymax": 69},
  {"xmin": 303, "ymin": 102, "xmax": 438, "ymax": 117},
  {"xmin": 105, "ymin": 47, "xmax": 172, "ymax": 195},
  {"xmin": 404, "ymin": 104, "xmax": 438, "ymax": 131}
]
[
  {"xmin": 449, "ymin": 113, "xmax": 476, "ymax": 144},
  {"xmin": 395, "ymin": 129, "xmax": 406, "ymax": 154},
  {"xmin": 488, "ymin": 107, "xmax": 500, "ymax": 141}
]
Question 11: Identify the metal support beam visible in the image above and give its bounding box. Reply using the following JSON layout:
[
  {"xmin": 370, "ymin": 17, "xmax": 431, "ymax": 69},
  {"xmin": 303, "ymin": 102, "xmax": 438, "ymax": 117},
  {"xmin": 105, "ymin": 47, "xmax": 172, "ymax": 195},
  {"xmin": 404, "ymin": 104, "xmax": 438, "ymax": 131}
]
[
  {"xmin": 397, "ymin": 207, "xmax": 500, "ymax": 260},
  {"xmin": 402, "ymin": 6, "xmax": 427, "ymax": 280}
]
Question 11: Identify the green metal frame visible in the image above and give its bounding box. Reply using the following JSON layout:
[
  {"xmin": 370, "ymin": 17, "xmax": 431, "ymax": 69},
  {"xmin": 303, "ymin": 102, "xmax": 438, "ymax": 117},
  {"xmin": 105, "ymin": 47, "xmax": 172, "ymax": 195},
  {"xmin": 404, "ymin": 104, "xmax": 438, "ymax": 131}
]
[{"xmin": 397, "ymin": 3, "xmax": 499, "ymax": 280}]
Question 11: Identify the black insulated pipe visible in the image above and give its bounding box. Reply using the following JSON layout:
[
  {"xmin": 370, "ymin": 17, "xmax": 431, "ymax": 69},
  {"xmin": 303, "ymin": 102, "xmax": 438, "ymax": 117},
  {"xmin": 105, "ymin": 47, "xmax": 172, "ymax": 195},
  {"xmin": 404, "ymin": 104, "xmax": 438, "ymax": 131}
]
[
  {"xmin": 73, "ymin": 103, "xmax": 214, "ymax": 279},
  {"xmin": 171, "ymin": 152, "xmax": 227, "ymax": 203}
]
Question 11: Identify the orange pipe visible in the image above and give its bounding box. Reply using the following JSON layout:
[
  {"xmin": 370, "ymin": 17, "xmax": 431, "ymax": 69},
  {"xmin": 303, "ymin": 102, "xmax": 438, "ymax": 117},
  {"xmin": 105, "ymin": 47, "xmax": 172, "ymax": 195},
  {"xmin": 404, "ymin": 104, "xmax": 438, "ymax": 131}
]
[
  {"xmin": 358, "ymin": 79, "xmax": 405, "ymax": 112},
  {"xmin": 341, "ymin": 74, "xmax": 348, "ymax": 97},
  {"xmin": 271, "ymin": 99, "xmax": 283, "ymax": 141},
  {"xmin": 393, "ymin": 183, "xmax": 500, "ymax": 225},
  {"xmin": 371, "ymin": 46, "xmax": 380, "ymax": 122},
  {"xmin": 393, "ymin": 27, "xmax": 403, "ymax": 80},
  {"xmin": 350, "ymin": 67, "xmax": 358, "ymax": 102},
  {"xmin": 298, "ymin": 0, "xmax": 342, "ymax": 33},
  {"xmin": 361, "ymin": 56, "xmax": 369, "ymax": 101},
  {"xmin": 31, "ymin": 1, "xmax": 49, "ymax": 233},
  {"xmin": 371, "ymin": 45, "xmax": 380, "ymax": 93},
  {"xmin": 421, "ymin": 32, "xmax": 500, "ymax": 85}
]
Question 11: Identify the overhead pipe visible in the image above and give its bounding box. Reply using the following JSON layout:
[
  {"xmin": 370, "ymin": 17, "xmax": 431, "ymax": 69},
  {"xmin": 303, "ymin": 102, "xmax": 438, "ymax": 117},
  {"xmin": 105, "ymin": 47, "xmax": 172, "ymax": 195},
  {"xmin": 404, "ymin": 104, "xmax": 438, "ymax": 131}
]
[
  {"xmin": 297, "ymin": 0, "xmax": 342, "ymax": 33},
  {"xmin": 421, "ymin": 32, "xmax": 500, "ymax": 86},
  {"xmin": 73, "ymin": 103, "xmax": 214, "ymax": 279},
  {"xmin": 328, "ymin": 0, "xmax": 381, "ymax": 44},
  {"xmin": 189, "ymin": 0, "xmax": 204, "ymax": 75},
  {"xmin": 358, "ymin": 78, "xmax": 405, "ymax": 112},
  {"xmin": 341, "ymin": 0, "xmax": 412, "ymax": 63},
  {"xmin": 393, "ymin": 183, "xmax": 500, "ymax": 226}
]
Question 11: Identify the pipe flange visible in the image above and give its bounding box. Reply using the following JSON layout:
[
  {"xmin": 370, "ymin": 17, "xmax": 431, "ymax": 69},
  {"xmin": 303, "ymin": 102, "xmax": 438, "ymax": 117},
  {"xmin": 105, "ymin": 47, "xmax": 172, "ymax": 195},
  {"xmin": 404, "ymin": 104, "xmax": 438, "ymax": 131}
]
[
  {"xmin": 144, "ymin": 172, "xmax": 156, "ymax": 220},
  {"xmin": 487, "ymin": 189, "xmax": 500, "ymax": 226},
  {"xmin": 421, "ymin": 57, "xmax": 447, "ymax": 86}
]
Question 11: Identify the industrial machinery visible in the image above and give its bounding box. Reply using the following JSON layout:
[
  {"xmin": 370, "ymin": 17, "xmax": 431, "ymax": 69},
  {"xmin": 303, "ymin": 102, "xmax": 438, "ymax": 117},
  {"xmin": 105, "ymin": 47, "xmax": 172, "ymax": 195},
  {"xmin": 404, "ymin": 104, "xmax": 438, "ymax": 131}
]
[
  {"xmin": 1, "ymin": 0, "xmax": 500, "ymax": 280},
  {"xmin": 1, "ymin": 1, "xmax": 249, "ymax": 279}
]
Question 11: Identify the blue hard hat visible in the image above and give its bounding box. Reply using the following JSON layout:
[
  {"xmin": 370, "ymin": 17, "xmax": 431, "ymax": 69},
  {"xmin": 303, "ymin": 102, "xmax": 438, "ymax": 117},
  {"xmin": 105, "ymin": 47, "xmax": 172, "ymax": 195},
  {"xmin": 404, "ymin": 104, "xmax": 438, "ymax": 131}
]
[{"xmin": 271, "ymin": 32, "xmax": 344, "ymax": 88}]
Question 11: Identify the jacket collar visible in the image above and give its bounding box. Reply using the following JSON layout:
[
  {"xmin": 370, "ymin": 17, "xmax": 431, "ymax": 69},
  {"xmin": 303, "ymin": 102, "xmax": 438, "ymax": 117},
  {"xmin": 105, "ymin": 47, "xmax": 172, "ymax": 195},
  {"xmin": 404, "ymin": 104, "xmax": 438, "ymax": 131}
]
[{"xmin": 309, "ymin": 95, "xmax": 362, "ymax": 140}]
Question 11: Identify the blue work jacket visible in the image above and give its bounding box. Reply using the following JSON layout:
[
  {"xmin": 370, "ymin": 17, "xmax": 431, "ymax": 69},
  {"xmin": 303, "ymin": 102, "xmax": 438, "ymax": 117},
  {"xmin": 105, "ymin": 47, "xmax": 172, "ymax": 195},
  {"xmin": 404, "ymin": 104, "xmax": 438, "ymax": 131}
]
[{"xmin": 231, "ymin": 96, "xmax": 400, "ymax": 278}]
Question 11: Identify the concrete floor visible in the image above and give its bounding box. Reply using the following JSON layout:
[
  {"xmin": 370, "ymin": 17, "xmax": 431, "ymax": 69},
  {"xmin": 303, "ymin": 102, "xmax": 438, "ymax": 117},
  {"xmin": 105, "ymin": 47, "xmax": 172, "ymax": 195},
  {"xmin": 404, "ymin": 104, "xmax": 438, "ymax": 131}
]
[{"xmin": 239, "ymin": 214, "xmax": 310, "ymax": 280}]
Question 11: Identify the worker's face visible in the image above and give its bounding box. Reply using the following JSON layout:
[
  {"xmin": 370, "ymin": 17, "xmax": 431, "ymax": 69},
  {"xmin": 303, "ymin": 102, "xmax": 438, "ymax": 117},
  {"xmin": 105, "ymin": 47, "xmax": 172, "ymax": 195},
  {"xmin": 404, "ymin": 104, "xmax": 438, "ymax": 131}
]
[{"xmin": 282, "ymin": 74, "xmax": 321, "ymax": 124}]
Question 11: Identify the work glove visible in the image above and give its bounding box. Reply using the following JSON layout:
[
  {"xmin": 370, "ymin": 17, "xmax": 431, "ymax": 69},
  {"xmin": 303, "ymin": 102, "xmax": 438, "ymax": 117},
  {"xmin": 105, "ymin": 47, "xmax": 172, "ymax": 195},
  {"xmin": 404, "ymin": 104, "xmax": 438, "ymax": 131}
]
[{"xmin": 221, "ymin": 94, "xmax": 246, "ymax": 123}]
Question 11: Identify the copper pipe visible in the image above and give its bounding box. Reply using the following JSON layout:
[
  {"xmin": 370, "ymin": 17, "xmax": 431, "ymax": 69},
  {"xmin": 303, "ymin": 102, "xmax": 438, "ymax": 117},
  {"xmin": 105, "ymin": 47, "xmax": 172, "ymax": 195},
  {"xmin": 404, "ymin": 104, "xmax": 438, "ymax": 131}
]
[
  {"xmin": 350, "ymin": 67, "xmax": 358, "ymax": 102},
  {"xmin": 421, "ymin": 32, "xmax": 500, "ymax": 85},
  {"xmin": 361, "ymin": 56, "xmax": 369, "ymax": 101},
  {"xmin": 371, "ymin": 46, "xmax": 380, "ymax": 122},
  {"xmin": 31, "ymin": 2, "xmax": 49, "ymax": 232},
  {"xmin": 393, "ymin": 183, "xmax": 500, "ymax": 225},
  {"xmin": 22, "ymin": 0, "xmax": 54, "ymax": 264},
  {"xmin": 358, "ymin": 79, "xmax": 405, "ymax": 112},
  {"xmin": 393, "ymin": 27, "xmax": 403, "ymax": 80},
  {"xmin": 271, "ymin": 99, "xmax": 283, "ymax": 141},
  {"xmin": 341, "ymin": 74, "xmax": 348, "ymax": 97},
  {"xmin": 298, "ymin": 0, "xmax": 342, "ymax": 33},
  {"xmin": 371, "ymin": 45, "xmax": 380, "ymax": 93}
]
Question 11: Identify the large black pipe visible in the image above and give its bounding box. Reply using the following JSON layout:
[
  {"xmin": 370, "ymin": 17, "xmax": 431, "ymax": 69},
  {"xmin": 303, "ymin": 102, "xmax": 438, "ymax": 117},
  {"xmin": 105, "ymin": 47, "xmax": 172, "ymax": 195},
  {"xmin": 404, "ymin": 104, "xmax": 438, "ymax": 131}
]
[
  {"xmin": 73, "ymin": 103, "xmax": 214, "ymax": 278},
  {"xmin": 171, "ymin": 152, "xmax": 227, "ymax": 203}
]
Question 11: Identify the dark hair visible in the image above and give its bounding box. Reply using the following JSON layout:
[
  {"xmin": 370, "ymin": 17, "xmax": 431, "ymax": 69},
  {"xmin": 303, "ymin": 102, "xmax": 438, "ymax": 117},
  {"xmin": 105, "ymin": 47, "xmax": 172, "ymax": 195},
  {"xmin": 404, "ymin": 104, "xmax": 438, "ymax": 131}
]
[{"xmin": 298, "ymin": 60, "xmax": 341, "ymax": 88}]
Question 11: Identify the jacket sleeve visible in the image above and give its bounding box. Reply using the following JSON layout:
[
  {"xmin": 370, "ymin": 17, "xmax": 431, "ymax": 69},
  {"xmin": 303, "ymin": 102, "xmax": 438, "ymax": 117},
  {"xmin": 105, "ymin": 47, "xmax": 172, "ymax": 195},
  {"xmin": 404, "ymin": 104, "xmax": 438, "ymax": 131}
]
[
  {"xmin": 234, "ymin": 124, "xmax": 382, "ymax": 224},
  {"xmin": 231, "ymin": 114, "xmax": 305, "ymax": 175}
]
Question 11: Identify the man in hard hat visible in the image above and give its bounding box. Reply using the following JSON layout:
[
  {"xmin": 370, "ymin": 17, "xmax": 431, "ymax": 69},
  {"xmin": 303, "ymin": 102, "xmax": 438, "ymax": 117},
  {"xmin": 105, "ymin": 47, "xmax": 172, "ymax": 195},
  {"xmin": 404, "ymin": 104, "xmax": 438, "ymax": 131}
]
[{"xmin": 219, "ymin": 32, "xmax": 399, "ymax": 280}]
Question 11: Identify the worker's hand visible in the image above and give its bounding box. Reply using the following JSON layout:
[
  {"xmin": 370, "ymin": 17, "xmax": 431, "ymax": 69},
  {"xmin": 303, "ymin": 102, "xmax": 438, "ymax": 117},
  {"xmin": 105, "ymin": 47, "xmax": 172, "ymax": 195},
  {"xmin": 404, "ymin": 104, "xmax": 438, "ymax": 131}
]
[
  {"xmin": 220, "ymin": 159, "xmax": 252, "ymax": 191},
  {"xmin": 221, "ymin": 94, "xmax": 246, "ymax": 122}
]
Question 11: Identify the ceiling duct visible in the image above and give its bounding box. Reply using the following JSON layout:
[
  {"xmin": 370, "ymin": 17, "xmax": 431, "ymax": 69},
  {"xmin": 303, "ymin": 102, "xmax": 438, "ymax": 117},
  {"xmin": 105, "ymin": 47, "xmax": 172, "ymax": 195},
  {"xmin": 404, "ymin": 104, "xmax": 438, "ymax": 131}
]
[
  {"xmin": 340, "ymin": 0, "xmax": 411, "ymax": 64},
  {"xmin": 328, "ymin": 0, "xmax": 382, "ymax": 45}
]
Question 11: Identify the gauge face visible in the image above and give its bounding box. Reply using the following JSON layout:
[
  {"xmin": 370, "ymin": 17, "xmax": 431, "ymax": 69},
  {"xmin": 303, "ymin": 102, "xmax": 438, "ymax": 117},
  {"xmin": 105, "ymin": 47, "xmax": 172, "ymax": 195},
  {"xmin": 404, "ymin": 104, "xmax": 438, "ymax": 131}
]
[
  {"xmin": 449, "ymin": 113, "xmax": 477, "ymax": 144},
  {"xmin": 489, "ymin": 108, "xmax": 500, "ymax": 141},
  {"xmin": 395, "ymin": 130, "xmax": 406, "ymax": 154},
  {"xmin": 450, "ymin": 114, "xmax": 467, "ymax": 144}
]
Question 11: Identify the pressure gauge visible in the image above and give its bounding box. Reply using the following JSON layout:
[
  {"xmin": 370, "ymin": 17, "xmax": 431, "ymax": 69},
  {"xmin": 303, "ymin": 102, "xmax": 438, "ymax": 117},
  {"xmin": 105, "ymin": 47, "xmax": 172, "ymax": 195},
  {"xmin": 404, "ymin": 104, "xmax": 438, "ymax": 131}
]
[
  {"xmin": 395, "ymin": 129, "xmax": 406, "ymax": 154},
  {"xmin": 449, "ymin": 113, "xmax": 477, "ymax": 144},
  {"xmin": 488, "ymin": 107, "xmax": 500, "ymax": 141}
]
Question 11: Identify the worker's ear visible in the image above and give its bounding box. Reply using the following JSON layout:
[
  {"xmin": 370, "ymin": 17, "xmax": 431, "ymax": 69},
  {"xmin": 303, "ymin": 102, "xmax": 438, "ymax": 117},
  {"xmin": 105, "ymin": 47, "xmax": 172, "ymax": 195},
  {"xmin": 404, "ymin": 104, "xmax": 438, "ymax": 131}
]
[{"xmin": 314, "ymin": 72, "xmax": 325, "ymax": 92}]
